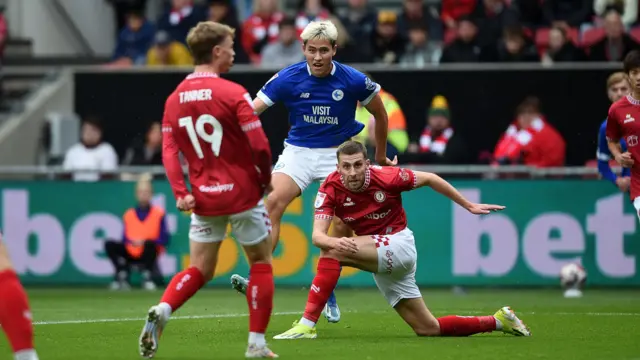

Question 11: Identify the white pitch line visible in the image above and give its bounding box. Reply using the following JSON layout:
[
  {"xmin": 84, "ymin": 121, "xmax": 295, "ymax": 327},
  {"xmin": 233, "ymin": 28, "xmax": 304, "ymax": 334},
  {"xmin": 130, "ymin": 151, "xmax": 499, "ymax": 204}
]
[
  {"xmin": 33, "ymin": 311, "xmax": 302, "ymax": 326},
  {"xmin": 32, "ymin": 310, "xmax": 640, "ymax": 326}
]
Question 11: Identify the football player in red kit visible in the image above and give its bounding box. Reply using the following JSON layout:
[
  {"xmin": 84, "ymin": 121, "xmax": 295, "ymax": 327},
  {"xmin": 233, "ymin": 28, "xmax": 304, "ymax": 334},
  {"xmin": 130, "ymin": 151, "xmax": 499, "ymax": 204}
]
[
  {"xmin": 0, "ymin": 232, "xmax": 39, "ymax": 360},
  {"xmin": 138, "ymin": 21, "xmax": 277, "ymax": 359},
  {"xmin": 607, "ymin": 50, "xmax": 640, "ymax": 219},
  {"xmin": 274, "ymin": 141, "xmax": 531, "ymax": 339}
]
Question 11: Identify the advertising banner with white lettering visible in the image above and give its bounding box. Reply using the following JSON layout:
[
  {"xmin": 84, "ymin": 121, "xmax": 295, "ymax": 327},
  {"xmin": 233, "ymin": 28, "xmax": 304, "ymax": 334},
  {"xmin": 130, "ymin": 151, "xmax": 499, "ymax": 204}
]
[{"xmin": 1, "ymin": 180, "xmax": 637, "ymax": 286}]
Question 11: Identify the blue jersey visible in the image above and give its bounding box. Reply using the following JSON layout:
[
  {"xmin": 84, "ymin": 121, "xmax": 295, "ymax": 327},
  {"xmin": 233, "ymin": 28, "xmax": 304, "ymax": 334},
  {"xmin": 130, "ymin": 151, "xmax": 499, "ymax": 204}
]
[
  {"xmin": 257, "ymin": 61, "xmax": 381, "ymax": 148},
  {"xmin": 597, "ymin": 119, "xmax": 630, "ymax": 183}
]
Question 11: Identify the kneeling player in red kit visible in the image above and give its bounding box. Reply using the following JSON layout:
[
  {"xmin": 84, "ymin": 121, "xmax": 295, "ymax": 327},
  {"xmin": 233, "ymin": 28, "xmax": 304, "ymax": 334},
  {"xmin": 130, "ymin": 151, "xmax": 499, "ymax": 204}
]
[
  {"xmin": 274, "ymin": 141, "xmax": 531, "ymax": 339},
  {"xmin": 138, "ymin": 21, "xmax": 277, "ymax": 358},
  {"xmin": 607, "ymin": 50, "xmax": 640, "ymax": 218},
  {"xmin": 0, "ymin": 232, "xmax": 39, "ymax": 360}
]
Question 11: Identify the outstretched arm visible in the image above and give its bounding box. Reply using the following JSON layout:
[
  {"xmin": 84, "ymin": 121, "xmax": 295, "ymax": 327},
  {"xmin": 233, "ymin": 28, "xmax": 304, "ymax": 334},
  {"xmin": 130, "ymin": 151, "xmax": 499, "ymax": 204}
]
[
  {"xmin": 413, "ymin": 171, "xmax": 505, "ymax": 214},
  {"xmin": 252, "ymin": 97, "xmax": 269, "ymax": 115},
  {"xmin": 311, "ymin": 217, "xmax": 333, "ymax": 250}
]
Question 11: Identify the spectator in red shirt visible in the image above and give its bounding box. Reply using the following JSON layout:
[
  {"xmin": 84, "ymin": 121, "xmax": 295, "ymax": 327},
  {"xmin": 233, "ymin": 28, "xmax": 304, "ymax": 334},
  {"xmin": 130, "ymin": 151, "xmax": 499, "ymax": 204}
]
[
  {"xmin": 241, "ymin": 0, "xmax": 284, "ymax": 64},
  {"xmin": 493, "ymin": 97, "xmax": 566, "ymax": 167},
  {"xmin": 441, "ymin": 0, "xmax": 477, "ymax": 29},
  {"xmin": 295, "ymin": 0, "xmax": 334, "ymax": 36}
]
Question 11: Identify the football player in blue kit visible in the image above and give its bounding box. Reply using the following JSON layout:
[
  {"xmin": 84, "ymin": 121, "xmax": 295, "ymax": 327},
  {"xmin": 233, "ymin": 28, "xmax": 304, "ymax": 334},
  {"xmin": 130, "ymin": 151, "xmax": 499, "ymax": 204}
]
[
  {"xmin": 231, "ymin": 20, "xmax": 395, "ymax": 323},
  {"xmin": 598, "ymin": 72, "xmax": 631, "ymax": 191}
]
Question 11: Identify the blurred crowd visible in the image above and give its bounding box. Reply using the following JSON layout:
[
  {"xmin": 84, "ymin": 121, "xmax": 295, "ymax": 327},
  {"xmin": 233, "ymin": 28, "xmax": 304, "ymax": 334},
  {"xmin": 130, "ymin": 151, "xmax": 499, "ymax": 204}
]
[{"xmin": 107, "ymin": 0, "xmax": 640, "ymax": 68}]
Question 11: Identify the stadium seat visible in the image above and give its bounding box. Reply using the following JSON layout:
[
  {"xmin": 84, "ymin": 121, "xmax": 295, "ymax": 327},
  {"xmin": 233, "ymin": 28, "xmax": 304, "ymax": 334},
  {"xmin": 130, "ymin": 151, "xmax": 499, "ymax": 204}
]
[
  {"xmin": 630, "ymin": 27, "xmax": 640, "ymax": 43},
  {"xmin": 444, "ymin": 28, "xmax": 457, "ymax": 45},
  {"xmin": 580, "ymin": 27, "xmax": 605, "ymax": 48}
]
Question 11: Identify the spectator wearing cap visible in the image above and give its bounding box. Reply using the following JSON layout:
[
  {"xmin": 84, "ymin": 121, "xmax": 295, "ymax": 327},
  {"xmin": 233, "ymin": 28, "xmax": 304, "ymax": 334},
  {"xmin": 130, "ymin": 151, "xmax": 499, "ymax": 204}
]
[
  {"xmin": 405, "ymin": 95, "xmax": 467, "ymax": 164},
  {"xmin": 372, "ymin": 11, "xmax": 406, "ymax": 64},
  {"xmin": 354, "ymin": 75, "xmax": 409, "ymax": 157},
  {"xmin": 146, "ymin": 30, "xmax": 193, "ymax": 66},
  {"xmin": 399, "ymin": 23, "xmax": 442, "ymax": 66},
  {"xmin": 440, "ymin": 16, "xmax": 483, "ymax": 63},
  {"xmin": 111, "ymin": 9, "xmax": 156, "ymax": 66},
  {"xmin": 260, "ymin": 16, "xmax": 305, "ymax": 68}
]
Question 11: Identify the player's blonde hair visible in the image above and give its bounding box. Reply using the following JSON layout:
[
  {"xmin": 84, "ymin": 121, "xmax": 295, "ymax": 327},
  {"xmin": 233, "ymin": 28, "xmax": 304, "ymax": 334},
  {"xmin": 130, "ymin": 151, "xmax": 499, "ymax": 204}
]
[
  {"xmin": 186, "ymin": 21, "xmax": 235, "ymax": 65},
  {"xmin": 607, "ymin": 71, "xmax": 629, "ymax": 89},
  {"xmin": 300, "ymin": 20, "xmax": 338, "ymax": 46}
]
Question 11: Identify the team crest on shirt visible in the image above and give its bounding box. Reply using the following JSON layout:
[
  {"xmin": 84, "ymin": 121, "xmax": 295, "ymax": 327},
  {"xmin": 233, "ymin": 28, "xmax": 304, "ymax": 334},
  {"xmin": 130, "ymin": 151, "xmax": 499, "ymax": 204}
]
[
  {"xmin": 332, "ymin": 89, "xmax": 344, "ymax": 101},
  {"xmin": 628, "ymin": 135, "xmax": 639, "ymax": 147},
  {"xmin": 374, "ymin": 191, "xmax": 386, "ymax": 203},
  {"xmin": 315, "ymin": 192, "xmax": 327, "ymax": 208}
]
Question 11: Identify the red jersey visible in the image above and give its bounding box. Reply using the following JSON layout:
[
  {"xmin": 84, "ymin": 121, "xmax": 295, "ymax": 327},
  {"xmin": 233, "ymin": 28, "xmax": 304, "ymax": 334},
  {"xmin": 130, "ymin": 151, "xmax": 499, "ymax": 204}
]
[
  {"xmin": 607, "ymin": 95, "xmax": 640, "ymax": 199},
  {"xmin": 314, "ymin": 166, "xmax": 417, "ymax": 235},
  {"xmin": 162, "ymin": 72, "xmax": 272, "ymax": 216}
]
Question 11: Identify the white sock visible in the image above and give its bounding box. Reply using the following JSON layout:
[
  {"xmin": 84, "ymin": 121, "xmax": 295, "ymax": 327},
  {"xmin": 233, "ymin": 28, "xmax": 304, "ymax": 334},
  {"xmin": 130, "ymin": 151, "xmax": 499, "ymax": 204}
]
[
  {"xmin": 248, "ymin": 332, "xmax": 266, "ymax": 347},
  {"xmin": 494, "ymin": 317, "xmax": 503, "ymax": 330},
  {"xmin": 14, "ymin": 349, "xmax": 39, "ymax": 360},
  {"xmin": 299, "ymin": 317, "xmax": 316, "ymax": 328},
  {"xmin": 158, "ymin": 302, "xmax": 173, "ymax": 319}
]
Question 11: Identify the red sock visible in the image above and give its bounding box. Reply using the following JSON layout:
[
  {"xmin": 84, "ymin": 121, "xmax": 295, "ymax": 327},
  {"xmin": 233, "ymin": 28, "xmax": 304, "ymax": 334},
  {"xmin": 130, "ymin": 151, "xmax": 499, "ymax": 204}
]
[
  {"xmin": 302, "ymin": 258, "xmax": 341, "ymax": 323},
  {"xmin": 247, "ymin": 263, "xmax": 274, "ymax": 334},
  {"xmin": 160, "ymin": 267, "xmax": 206, "ymax": 312},
  {"xmin": 0, "ymin": 270, "xmax": 34, "ymax": 353},
  {"xmin": 437, "ymin": 315, "xmax": 496, "ymax": 336}
]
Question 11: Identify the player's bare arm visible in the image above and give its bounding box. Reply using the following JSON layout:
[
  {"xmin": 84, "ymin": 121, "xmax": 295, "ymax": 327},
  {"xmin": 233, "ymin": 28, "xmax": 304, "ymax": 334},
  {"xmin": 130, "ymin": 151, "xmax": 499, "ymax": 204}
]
[
  {"xmin": 252, "ymin": 97, "xmax": 269, "ymax": 115},
  {"xmin": 414, "ymin": 171, "xmax": 506, "ymax": 214},
  {"xmin": 312, "ymin": 216, "xmax": 358, "ymax": 254},
  {"xmin": 365, "ymin": 94, "xmax": 397, "ymax": 166},
  {"xmin": 608, "ymin": 138, "xmax": 634, "ymax": 167}
]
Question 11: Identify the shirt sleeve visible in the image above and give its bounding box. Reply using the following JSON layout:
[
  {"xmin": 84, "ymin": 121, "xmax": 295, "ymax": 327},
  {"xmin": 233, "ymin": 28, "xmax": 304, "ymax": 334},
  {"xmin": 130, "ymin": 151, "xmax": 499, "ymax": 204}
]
[
  {"xmin": 350, "ymin": 69, "xmax": 381, "ymax": 106},
  {"xmin": 387, "ymin": 167, "xmax": 418, "ymax": 193},
  {"xmin": 161, "ymin": 99, "xmax": 190, "ymax": 199},
  {"xmin": 606, "ymin": 107, "xmax": 622, "ymax": 142},
  {"xmin": 100, "ymin": 144, "xmax": 119, "ymax": 171},
  {"xmin": 314, "ymin": 182, "xmax": 336, "ymax": 220},
  {"xmin": 256, "ymin": 70, "xmax": 288, "ymax": 107},
  {"xmin": 236, "ymin": 90, "xmax": 272, "ymax": 188}
]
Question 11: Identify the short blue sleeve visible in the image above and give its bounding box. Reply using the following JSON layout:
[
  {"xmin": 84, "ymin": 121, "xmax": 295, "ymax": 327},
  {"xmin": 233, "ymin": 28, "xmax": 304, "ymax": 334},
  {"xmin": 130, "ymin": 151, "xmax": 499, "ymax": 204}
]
[
  {"xmin": 348, "ymin": 68, "xmax": 381, "ymax": 106},
  {"xmin": 596, "ymin": 123, "xmax": 611, "ymax": 162},
  {"xmin": 256, "ymin": 70, "xmax": 290, "ymax": 107}
]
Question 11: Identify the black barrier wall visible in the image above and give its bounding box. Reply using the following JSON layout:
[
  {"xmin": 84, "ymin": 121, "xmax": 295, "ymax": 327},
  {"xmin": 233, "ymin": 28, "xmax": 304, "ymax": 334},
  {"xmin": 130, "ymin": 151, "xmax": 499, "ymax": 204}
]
[{"xmin": 75, "ymin": 67, "xmax": 616, "ymax": 165}]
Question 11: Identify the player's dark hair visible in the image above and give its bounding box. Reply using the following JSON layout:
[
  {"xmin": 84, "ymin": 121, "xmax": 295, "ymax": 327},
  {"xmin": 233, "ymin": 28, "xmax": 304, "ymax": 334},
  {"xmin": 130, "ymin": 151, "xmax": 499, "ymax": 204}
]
[
  {"xmin": 82, "ymin": 116, "xmax": 103, "ymax": 131},
  {"xmin": 187, "ymin": 21, "xmax": 235, "ymax": 65},
  {"xmin": 624, "ymin": 50, "xmax": 640, "ymax": 74},
  {"xmin": 516, "ymin": 96, "xmax": 540, "ymax": 115},
  {"xmin": 336, "ymin": 141, "xmax": 367, "ymax": 161},
  {"xmin": 280, "ymin": 15, "xmax": 296, "ymax": 29}
]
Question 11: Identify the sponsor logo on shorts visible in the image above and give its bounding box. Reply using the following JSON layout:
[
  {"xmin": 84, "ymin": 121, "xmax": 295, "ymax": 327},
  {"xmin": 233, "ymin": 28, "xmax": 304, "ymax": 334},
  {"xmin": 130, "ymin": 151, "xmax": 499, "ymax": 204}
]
[
  {"xmin": 190, "ymin": 224, "xmax": 212, "ymax": 235},
  {"xmin": 374, "ymin": 191, "xmax": 386, "ymax": 203},
  {"xmin": 385, "ymin": 250, "xmax": 394, "ymax": 274},
  {"xmin": 199, "ymin": 183, "xmax": 234, "ymax": 193},
  {"xmin": 365, "ymin": 209, "xmax": 392, "ymax": 220},
  {"xmin": 274, "ymin": 162, "xmax": 285, "ymax": 170}
]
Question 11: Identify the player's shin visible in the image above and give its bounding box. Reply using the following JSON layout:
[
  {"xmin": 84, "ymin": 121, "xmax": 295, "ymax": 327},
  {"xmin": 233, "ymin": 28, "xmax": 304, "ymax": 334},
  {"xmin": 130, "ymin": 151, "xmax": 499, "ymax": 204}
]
[
  {"xmin": 158, "ymin": 266, "xmax": 206, "ymax": 317},
  {"xmin": 246, "ymin": 263, "xmax": 274, "ymax": 347},
  {"xmin": 0, "ymin": 270, "xmax": 37, "ymax": 358},
  {"xmin": 300, "ymin": 257, "xmax": 341, "ymax": 327},
  {"xmin": 436, "ymin": 315, "xmax": 497, "ymax": 336}
]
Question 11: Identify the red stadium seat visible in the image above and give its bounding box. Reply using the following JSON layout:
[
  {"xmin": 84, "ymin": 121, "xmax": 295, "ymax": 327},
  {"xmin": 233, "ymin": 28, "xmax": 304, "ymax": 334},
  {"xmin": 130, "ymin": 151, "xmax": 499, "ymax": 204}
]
[
  {"xmin": 580, "ymin": 27, "xmax": 605, "ymax": 48},
  {"xmin": 444, "ymin": 28, "xmax": 457, "ymax": 45},
  {"xmin": 630, "ymin": 27, "xmax": 640, "ymax": 43},
  {"xmin": 535, "ymin": 27, "xmax": 550, "ymax": 48}
]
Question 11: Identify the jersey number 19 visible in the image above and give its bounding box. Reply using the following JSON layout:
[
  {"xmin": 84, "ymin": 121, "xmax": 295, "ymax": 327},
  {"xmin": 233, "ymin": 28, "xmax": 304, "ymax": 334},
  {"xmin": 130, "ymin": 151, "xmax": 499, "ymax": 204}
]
[{"xmin": 179, "ymin": 114, "xmax": 223, "ymax": 159}]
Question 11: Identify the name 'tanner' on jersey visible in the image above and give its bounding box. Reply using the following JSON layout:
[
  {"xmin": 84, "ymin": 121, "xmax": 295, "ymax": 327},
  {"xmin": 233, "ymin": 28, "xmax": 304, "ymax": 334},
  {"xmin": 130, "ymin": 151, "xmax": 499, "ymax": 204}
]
[{"xmin": 256, "ymin": 61, "xmax": 381, "ymax": 148}]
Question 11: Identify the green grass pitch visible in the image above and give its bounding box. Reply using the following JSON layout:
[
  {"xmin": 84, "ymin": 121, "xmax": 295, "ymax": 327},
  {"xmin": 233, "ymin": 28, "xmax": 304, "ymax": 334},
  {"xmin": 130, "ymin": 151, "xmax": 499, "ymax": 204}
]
[{"xmin": 1, "ymin": 288, "xmax": 639, "ymax": 359}]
